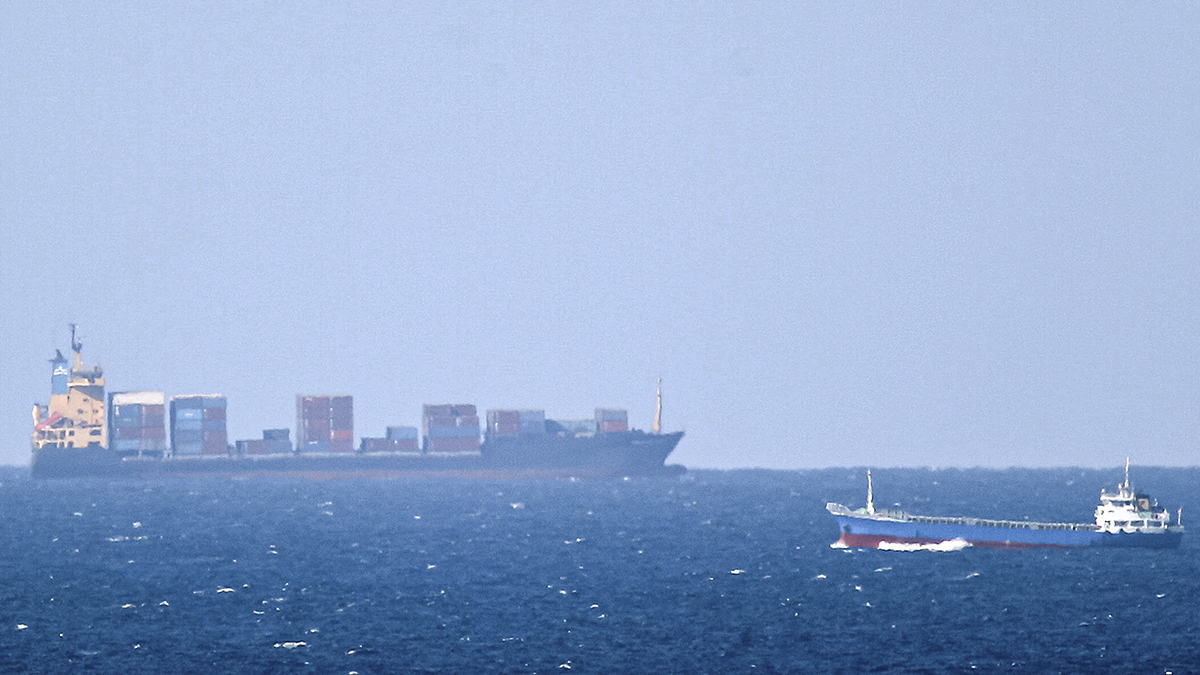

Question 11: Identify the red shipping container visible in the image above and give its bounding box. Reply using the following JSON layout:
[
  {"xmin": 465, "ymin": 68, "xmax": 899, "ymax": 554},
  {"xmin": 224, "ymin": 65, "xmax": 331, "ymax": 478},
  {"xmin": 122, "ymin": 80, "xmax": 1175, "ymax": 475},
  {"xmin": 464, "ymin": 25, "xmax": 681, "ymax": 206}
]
[
  {"xmin": 451, "ymin": 404, "xmax": 476, "ymax": 417},
  {"xmin": 204, "ymin": 429, "xmax": 228, "ymax": 443},
  {"xmin": 332, "ymin": 429, "xmax": 353, "ymax": 440},
  {"xmin": 330, "ymin": 396, "xmax": 352, "ymax": 410},
  {"xmin": 457, "ymin": 415, "xmax": 480, "ymax": 428},
  {"xmin": 240, "ymin": 440, "xmax": 268, "ymax": 454},
  {"xmin": 329, "ymin": 438, "xmax": 354, "ymax": 452},
  {"xmin": 143, "ymin": 404, "xmax": 165, "ymax": 416},
  {"xmin": 489, "ymin": 410, "xmax": 519, "ymax": 424},
  {"xmin": 141, "ymin": 426, "xmax": 166, "ymax": 439},
  {"xmin": 305, "ymin": 418, "xmax": 330, "ymax": 431},
  {"xmin": 203, "ymin": 407, "xmax": 226, "ymax": 420},
  {"xmin": 491, "ymin": 422, "xmax": 520, "ymax": 436},
  {"xmin": 117, "ymin": 427, "xmax": 141, "ymax": 439},
  {"xmin": 302, "ymin": 396, "xmax": 330, "ymax": 408},
  {"xmin": 423, "ymin": 404, "xmax": 453, "ymax": 417},
  {"xmin": 202, "ymin": 440, "xmax": 227, "ymax": 455},
  {"xmin": 330, "ymin": 414, "xmax": 353, "ymax": 429},
  {"xmin": 427, "ymin": 416, "xmax": 456, "ymax": 428}
]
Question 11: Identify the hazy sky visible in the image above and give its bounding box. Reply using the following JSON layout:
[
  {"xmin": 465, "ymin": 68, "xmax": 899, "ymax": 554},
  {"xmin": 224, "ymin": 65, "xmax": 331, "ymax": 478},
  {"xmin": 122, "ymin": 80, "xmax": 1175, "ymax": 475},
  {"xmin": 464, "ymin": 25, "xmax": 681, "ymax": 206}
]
[{"xmin": 2, "ymin": 3, "xmax": 1197, "ymax": 469}]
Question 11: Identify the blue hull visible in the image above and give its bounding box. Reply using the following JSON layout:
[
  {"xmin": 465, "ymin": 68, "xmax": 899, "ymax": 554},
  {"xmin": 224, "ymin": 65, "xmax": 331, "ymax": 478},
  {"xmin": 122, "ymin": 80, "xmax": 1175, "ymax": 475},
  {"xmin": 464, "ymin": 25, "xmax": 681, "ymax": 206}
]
[{"xmin": 834, "ymin": 515, "xmax": 1183, "ymax": 550}]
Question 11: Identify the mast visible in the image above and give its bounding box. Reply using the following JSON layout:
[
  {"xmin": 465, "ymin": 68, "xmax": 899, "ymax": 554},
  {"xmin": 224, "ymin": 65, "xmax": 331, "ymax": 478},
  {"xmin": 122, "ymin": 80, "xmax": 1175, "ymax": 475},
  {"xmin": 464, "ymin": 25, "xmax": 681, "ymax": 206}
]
[
  {"xmin": 652, "ymin": 378, "xmax": 662, "ymax": 434},
  {"xmin": 866, "ymin": 470, "xmax": 876, "ymax": 515},
  {"xmin": 70, "ymin": 323, "xmax": 83, "ymax": 372},
  {"xmin": 1123, "ymin": 457, "xmax": 1131, "ymax": 496}
]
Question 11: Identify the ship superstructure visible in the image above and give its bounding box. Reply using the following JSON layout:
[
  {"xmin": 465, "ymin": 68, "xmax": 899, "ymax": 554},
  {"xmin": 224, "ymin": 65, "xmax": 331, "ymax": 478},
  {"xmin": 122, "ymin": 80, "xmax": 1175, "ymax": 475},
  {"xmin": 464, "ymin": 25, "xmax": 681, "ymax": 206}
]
[{"xmin": 31, "ymin": 325, "xmax": 107, "ymax": 453}]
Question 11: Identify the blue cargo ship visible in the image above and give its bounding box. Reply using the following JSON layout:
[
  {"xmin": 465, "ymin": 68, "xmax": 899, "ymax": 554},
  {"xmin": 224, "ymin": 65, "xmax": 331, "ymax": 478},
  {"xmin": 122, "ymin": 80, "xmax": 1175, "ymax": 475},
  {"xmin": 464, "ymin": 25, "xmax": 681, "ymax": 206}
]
[{"xmin": 826, "ymin": 462, "xmax": 1184, "ymax": 550}]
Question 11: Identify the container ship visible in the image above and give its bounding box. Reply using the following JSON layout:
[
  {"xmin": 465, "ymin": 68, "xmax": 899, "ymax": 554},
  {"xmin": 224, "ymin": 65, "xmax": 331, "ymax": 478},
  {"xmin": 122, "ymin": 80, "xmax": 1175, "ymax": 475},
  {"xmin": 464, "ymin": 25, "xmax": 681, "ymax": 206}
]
[
  {"xmin": 826, "ymin": 463, "xmax": 1183, "ymax": 550},
  {"xmin": 30, "ymin": 328, "xmax": 684, "ymax": 480}
]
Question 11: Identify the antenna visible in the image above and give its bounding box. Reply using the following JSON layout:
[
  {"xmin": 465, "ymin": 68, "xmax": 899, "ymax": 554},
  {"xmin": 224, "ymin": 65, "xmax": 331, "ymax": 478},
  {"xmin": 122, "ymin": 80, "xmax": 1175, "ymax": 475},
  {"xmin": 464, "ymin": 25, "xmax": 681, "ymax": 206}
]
[
  {"xmin": 70, "ymin": 323, "xmax": 82, "ymax": 353},
  {"xmin": 866, "ymin": 470, "xmax": 876, "ymax": 515},
  {"xmin": 652, "ymin": 378, "xmax": 662, "ymax": 434},
  {"xmin": 1124, "ymin": 457, "xmax": 1131, "ymax": 494}
]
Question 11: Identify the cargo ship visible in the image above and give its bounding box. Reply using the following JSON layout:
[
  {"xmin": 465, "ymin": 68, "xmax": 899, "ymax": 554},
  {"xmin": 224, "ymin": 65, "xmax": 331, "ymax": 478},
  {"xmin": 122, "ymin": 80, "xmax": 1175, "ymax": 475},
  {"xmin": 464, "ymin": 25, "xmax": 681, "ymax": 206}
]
[
  {"xmin": 30, "ymin": 328, "xmax": 684, "ymax": 480},
  {"xmin": 826, "ymin": 462, "xmax": 1184, "ymax": 550}
]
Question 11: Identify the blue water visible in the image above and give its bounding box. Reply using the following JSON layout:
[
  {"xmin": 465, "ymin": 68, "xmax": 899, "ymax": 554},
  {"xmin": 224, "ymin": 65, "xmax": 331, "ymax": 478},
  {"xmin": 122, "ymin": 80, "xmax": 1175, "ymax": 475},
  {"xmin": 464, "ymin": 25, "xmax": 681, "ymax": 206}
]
[{"xmin": 1, "ymin": 466, "xmax": 1197, "ymax": 674}]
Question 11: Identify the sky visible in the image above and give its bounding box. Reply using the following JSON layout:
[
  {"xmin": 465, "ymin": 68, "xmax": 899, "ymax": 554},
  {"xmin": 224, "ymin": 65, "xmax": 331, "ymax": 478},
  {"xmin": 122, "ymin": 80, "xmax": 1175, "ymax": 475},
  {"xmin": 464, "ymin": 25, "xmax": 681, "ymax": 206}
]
[{"xmin": 1, "ymin": 3, "xmax": 1198, "ymax": 469}]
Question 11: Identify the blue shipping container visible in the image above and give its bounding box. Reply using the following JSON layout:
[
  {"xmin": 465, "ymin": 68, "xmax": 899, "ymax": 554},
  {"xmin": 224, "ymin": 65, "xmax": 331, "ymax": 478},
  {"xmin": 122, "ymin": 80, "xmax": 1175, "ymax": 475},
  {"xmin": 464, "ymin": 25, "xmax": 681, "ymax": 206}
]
[
  {"xmin": 174, "ymin": 429, "xmax": 203, "ymax": 443},
  {"xmin": 429, "ymin": 425, "xmax": 480, "ymax": 439},
  {"xmin": 173, "ymin": 442, "xmax": 203, "ymax": 455},
  {"xmin": 386, "ymin": 426, "xmax": 419, "ymax": 440}
]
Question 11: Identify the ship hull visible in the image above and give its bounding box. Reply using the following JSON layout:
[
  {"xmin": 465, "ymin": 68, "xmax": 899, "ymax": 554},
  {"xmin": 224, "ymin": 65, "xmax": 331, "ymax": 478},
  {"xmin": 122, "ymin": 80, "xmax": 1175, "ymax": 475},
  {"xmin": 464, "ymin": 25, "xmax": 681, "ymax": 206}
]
[
  {"xmin": 30, "ymin": 431, "xmax": 685, "ymax": 480},
  {"xmin": 831, "ymin": 514, "xmax": 1183, "ymax": 550}
]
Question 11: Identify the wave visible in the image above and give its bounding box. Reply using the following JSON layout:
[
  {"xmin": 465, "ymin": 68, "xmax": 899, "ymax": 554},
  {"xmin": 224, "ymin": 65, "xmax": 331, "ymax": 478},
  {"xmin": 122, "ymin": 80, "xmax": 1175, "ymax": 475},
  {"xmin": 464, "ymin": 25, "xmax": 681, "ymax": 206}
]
[{"xmin": 878, "ymin": 538, "xmax": 972, "ymax": 552}]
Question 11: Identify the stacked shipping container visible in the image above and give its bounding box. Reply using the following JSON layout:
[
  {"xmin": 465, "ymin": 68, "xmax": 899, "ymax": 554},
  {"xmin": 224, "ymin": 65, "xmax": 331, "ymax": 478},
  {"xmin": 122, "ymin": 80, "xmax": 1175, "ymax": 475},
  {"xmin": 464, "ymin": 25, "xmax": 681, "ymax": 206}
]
[
  {"xmin": 108, "ymin": 391, "xmax": 167, "ymax": 458},
  {"xmin": 236, "ymin": 429, "xmax": 293, "ymax": 456},
  {"xmin": 486, "ymin": 409, "xmax": 546, "ymax": 438},
  {"xmin": 170, "ymin": 395, "xmax": 227, "ymax": 455},
  {"xmin": 423, "ymin": 404, "xmax": 481, "ymax": 453},
  {"xmin": 296, "ymin": 395, "xmax": 354, "ymax": 453},
  {"xmin": 361, "ymin": 426, "xmax": 419, "ymax": 453},
  {"xmin": 595, "ymin": 408, "xmax": 629, "ymax": 433}
]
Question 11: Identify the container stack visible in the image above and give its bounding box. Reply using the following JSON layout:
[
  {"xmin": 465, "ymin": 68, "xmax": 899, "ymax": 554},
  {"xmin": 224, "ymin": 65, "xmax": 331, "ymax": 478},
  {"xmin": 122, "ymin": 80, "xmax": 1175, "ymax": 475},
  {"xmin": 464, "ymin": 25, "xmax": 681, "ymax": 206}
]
[
  {"xmin": 170, "ymin": 395, "xmax": 227, "ymax": 456},
  {"xmin": 235, "ymin": 439, "xmax": 267, "ymax": 455},
  {"xmin": 595, "ymin": 408, "xmax": 629, "ymax": 433},
  {"xmin": 423, "ymin": 404, "xmax": 481, "ymax": 453},
  {"xmin": 236, "ymin": 429, "xmax": 292, "ymax": 456},
  {"xmin": 486, "ymin": 410, "xmax": 546, "ymax": 438},
  {"xmin": 108, "ymin": 391, "xmax": 167, "ymax": 458},
  {"xmin": 296, "ymin": 395, "xmax": 354, "ymax": 453},
  {"xmin": 264, "ymin": 428, "xmax": 292, "ymax": 454},
  {"xmin": 361, "ymin": 426, "xmax": 419, "ymax": 453}
]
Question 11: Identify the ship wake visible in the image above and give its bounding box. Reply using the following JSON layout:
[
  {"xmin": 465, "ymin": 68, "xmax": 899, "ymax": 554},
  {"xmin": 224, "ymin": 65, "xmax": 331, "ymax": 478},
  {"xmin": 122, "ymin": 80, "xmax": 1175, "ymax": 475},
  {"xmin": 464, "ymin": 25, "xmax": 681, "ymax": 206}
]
[{"xmin": 877, "ymin": 538, "xmax": 972, "ymax": 552}]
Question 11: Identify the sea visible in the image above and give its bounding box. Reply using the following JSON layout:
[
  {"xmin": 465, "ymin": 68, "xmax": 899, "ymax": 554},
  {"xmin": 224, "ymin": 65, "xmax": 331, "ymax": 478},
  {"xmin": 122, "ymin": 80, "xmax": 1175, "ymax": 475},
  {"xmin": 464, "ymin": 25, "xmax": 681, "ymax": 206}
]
[{"xmin": 1, "ymin": 466, "xmax": 1197, "ymax": 674}]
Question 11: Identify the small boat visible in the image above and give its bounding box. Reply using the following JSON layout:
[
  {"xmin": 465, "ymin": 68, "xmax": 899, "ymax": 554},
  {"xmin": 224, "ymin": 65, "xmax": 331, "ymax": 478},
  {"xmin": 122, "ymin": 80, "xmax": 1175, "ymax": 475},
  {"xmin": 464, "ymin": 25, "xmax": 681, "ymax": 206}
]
[{"xmin": 826, "ymin": 460, "xmax": 1184, "ymax": 550}]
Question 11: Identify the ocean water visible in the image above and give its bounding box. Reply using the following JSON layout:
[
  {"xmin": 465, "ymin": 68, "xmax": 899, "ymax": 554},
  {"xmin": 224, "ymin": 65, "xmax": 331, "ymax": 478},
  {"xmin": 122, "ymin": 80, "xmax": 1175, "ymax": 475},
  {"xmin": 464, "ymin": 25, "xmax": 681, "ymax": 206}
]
[{"xmin": 0, "ymin": 466, "xmax": 1197, "ymax": 674}]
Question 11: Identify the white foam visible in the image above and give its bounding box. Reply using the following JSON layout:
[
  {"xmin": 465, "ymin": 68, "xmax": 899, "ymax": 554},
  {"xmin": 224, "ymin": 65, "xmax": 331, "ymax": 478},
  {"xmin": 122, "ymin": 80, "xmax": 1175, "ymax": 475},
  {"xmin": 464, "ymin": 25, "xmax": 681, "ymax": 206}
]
[{"xmin": 878, "ymin": 538, "xmax": 972, "ymax": 552}]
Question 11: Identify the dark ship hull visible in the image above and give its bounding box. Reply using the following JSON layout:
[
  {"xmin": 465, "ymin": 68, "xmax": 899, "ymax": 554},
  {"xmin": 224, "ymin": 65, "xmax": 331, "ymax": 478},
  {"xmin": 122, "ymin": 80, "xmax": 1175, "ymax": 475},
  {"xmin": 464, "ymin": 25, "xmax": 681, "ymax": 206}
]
[{"xmin": 30, "ymin": 431, "xmax": 685, "ymax": 480}]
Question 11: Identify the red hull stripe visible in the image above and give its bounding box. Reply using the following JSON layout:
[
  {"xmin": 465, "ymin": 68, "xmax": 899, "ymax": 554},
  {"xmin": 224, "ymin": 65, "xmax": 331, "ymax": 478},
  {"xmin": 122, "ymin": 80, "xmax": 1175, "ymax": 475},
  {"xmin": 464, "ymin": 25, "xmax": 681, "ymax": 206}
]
[{"xmin": 837, "ymin": 533, "xmax": 1078, "ymax": 551}]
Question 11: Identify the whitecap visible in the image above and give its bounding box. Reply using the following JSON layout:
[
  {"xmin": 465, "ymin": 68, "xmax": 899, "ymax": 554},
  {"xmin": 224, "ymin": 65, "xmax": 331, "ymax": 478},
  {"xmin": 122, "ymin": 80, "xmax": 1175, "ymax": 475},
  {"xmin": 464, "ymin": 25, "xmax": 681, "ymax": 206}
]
[
  {"xmin": 217, "ymin": 587, "xmax": 234, "ymax": 593},
  {"xmin": 510, "ymin": 502, "xmax": 525, "ymax": 509},
  {"xmin": 828, "ymin": 541, "xmax": 849, "ymax": 549},
  {"xmin": 16, "ymin": 624, "xmax": 27, "ymax": 630},
  {"xmin": 730, "ymin": 569, "xmax": 746, "ymax": 575}
]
